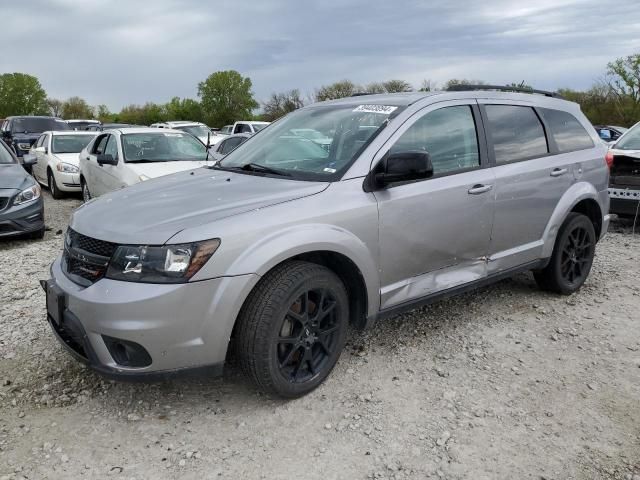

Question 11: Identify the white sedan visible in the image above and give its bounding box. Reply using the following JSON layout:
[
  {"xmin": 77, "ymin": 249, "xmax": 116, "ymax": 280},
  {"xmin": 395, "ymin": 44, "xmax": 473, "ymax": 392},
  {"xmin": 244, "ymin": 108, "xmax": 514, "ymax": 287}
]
[
  {"xmin": 79, "ymin": 127, "xmax": 214, "ymax": 200},
  {"xmin": 30, "ymin": 131, "xmax": 97, "ymax": 199}
]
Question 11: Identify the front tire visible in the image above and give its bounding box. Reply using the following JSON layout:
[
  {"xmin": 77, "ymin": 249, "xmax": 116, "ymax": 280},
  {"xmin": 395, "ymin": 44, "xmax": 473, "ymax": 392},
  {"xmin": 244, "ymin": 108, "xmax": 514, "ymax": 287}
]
[
  {"xmin": 534, "ymin": 212, "xmax": 596, "ymax": 294},
  {"xmin": 235, "ymin": 261, "xmax": 349, "ymax": 398},
  {"xmin": 48, "ymin": 170, "xmax": 63, "ymax": 199},
  {"xmin": 81, "ymin": 178, "xmax": 91, "ymax": 203}
]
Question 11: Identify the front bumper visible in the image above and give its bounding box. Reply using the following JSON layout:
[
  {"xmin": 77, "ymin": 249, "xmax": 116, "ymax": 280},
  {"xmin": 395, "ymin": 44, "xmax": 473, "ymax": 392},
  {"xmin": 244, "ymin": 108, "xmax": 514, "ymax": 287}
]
[
  {"xmin": 0, "ymin": 197, "xmax": 44, "ymax": 237},
  {"xmin": 55, "ymin": 171, "xmax": 81, "ymax": 191},
  {"xmin": 45, "ymin": 256, "xmax": 260, "ymax": 379},
  {"xmin": 608, "ymin": 187, "xmax": 640, "ymax": 216}
]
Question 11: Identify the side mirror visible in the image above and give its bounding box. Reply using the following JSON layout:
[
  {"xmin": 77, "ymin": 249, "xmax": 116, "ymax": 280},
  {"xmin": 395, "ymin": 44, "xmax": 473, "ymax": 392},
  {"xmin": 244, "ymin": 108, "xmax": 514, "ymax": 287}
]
[
  {"xmin": 368, "ymin": 150, "xmax": 433, "ymax": 190},
  {"xmin": 22, "ymin": 153, "xmax": 37, "ymax": 166},
  {"xmin": 97, "ymin": 153, "xmax": 118, "ymax": 166}
]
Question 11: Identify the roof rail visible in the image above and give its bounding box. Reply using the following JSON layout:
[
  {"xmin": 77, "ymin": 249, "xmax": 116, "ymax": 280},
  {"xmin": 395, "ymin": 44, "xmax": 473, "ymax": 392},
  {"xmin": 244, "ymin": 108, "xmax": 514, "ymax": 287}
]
[
  {"xmin": 446, "ymin": 84, "xmax": 563, "ymax": 99},
  {"xmin": 350, "ymin": 92, "xmax": 375, "ymax": 97}
]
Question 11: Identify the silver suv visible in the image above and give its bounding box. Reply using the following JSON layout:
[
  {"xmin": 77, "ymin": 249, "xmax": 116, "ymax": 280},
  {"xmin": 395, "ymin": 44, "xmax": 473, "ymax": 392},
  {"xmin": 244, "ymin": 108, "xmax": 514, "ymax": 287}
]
[{"xmin": 43, "ymin": 88, "xmax": 610, "ymax": 398}]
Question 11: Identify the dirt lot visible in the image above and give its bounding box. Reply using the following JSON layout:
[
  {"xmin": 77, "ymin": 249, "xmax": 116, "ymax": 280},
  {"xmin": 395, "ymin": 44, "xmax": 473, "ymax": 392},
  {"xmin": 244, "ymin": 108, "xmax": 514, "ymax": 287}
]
[{"xmin": 0, "ymin": 191, "xmax": 639, "ymax": 480}]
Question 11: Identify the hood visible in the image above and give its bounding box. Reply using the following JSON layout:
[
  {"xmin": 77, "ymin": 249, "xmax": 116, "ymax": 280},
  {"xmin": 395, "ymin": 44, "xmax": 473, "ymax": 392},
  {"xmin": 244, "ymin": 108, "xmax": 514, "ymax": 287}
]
[
  {"xmin": 610, "ymin": 148, "xmax": 640, "ymax": 158},
  {"xmin": 54, "ymin": 153, "xmax": 81, "ymax": 166},
  {"xmin": 0, "ymin": 164, "xmax": 32, "ymax": 190},
  {"xmin": 127, "ymin": 160, "xmax": 210, "ymax": 178},
  {"xmin": 71, "ymin": 167, "xmax": 329, "ymax": 244}
]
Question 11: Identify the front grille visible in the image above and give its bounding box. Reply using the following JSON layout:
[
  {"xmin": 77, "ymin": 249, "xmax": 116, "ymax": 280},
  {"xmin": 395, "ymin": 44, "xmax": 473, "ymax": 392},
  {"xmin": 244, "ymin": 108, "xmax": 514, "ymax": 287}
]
[
  {"xmin": 0, "ymin": 197, "xmax": 8, "ymax": 211},
  {"xmin": 63, "ymin": 229, "xmax": 118, "ymax": 285}
]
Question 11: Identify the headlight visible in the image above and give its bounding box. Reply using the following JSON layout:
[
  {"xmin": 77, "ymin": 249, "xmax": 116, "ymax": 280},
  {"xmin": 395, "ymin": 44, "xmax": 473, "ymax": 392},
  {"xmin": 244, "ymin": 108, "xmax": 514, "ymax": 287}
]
[
  {"xmin": 17, "ymin": 143, "xmax": 31, "ymax": 151},
  {"xmin": 57, "ymin": 162, "xmax": 79, "ymax": 173},
  {"xmin": 13, "ymin": 184, "xmax": 41, "ymax": 205},
  {"xmin": 138, "ymin": 174, "xmax": 150, "ymax": 182},
  {"xmin": 105, "ymin": 239, "xmax": 220, "ymax": 283}
]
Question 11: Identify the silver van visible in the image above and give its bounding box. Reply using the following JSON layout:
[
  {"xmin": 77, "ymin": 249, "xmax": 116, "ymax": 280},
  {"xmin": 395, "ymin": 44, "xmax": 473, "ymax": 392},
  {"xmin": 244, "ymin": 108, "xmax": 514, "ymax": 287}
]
[{"xmin": 43, "ymin": 87, "xmax": 610, "ymax": 398}]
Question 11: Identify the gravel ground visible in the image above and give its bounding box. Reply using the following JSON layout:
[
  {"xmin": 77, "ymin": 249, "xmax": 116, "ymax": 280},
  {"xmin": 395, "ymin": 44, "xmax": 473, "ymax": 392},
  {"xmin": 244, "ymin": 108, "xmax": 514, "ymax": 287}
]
[{"xmin": 1, "ymin": 191, "xmax": 639, "ymax": 480}]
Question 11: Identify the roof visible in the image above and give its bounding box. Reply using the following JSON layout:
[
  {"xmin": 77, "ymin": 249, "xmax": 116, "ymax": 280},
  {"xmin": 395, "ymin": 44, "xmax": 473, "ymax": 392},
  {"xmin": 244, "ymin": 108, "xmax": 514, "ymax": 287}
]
[
  {"xmin": 106, "ymin": 127, "xmax": 190, "ymax": 135},
  {"xmin": 43, "ymin": 130, "xmax": 97, "ymax": 136},
  {"xmin": 66, "ymin": 119, "xmax": 100, "ymax": 123}
]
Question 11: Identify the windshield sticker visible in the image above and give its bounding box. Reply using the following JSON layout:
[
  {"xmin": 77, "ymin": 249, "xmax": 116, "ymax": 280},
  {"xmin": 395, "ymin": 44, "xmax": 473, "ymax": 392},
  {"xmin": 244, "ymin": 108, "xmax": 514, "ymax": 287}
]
[
  {"xmin": 163, "ymin": 133, "xmax": 182, "ymax": 137},
  {"xmin": 353, "ymin": 105, "xmax": 398, "ymax": 115},
  {"xmin": 323, "ymin": 167, "xmax": 337, "ymax": 173}
]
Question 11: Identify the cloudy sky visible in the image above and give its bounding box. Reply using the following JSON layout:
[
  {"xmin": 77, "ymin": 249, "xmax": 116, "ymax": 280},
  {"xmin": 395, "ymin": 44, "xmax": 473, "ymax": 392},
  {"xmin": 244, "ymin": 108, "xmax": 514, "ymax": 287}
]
[{"xmin": 4, "ymin": 0, "xmax": 640, "ymax": 110}]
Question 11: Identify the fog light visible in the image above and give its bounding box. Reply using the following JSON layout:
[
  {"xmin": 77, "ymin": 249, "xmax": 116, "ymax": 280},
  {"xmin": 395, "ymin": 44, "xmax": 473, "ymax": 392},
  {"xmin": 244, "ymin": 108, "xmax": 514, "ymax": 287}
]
[{"xmin": 102, "ymin": 336, "xmax": 152, "ymax": 367}]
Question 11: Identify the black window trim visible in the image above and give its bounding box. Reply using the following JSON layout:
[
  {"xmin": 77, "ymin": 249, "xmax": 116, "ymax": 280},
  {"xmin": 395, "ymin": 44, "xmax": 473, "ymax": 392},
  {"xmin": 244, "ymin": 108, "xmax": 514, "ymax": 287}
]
[
  {"xmin": 92, "ymin": 133, "xmax": 109, "ymax": 155},
  {"xmin": 479, "ymin": 104, "xmax": 554, "ymax": 167},
  {"xmin": 368, "ymin": 102, "xmax": 489, "ymax": 190}
]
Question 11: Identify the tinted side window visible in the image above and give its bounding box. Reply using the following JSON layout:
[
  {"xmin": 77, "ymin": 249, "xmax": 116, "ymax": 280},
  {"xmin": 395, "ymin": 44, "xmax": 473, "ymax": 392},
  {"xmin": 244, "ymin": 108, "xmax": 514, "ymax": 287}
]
[
  {"xmin": 538, "ymin": 108, "xmax": 594, "ymax": 152},
  {"xmin": 93, "ymin": 135, "xmax": 109, "ymax": 154},
  {"xmin": 36, "ymin": 135, "xmax": 45, "ymax": 148},
  {"xmin": 104, "ymin": 135, "xmax": 119, "ymax": 159},
  {"xmin": 221, "ymin": 137, "xmax": 243, "ymax": 154},
  {"xmin": 485, "ymin": 105, "xmax": 548, "ymax": 164},
  {"xmin": 390, "ymin": 105, "xmax": 480, "ymax": 175}
]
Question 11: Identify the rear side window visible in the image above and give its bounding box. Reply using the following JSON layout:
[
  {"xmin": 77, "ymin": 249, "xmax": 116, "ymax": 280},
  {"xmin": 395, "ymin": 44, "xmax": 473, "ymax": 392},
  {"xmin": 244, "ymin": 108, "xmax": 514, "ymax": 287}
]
[
  {"xmin": 390, "ymin": 105, "xmax": 480, "ymax": 175},
  {"xmin": 485, "ymin": 105, "xmax": 548, "ymax": 164},
  {"xmin": 539, "ymin": 108, "xmax": 593, "ymax": 152}
]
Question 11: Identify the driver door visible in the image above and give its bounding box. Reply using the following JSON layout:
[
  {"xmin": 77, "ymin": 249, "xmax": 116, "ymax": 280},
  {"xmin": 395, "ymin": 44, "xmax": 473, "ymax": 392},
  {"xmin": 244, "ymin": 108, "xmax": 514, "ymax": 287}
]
[
  {"xmin": 373, "ymin": 101, "xmax": 495, "ymax": 309},
  {"xmin": 84, "ymin": 134, "xmax": 109, "ymax": 196},
  {"xmin": 98, "ymin": 134, "xmax": 124, "ymax": 194}
]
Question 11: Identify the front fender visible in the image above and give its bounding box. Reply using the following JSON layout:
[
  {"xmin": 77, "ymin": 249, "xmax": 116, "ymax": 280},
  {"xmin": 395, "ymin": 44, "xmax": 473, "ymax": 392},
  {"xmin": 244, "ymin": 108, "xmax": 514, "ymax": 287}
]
[
  {"xmin": 541, "ymin": 181, "xmax": 602, "ymax": 258},
  {"xmin": 224, "ymin": 223, "xmax": 380, "ymax": 317}
]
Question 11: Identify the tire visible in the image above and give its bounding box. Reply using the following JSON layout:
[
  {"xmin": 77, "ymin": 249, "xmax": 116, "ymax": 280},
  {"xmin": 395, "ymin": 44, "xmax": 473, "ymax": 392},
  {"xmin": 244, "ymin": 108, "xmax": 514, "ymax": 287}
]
[
  {"xmin": 81, "ymin": 178, "xmax": 91, "ymax": 203},
  {"xmin": 235, "ymin": 261, "xmax": 349, "ymax": 398},
  {"xmin": 533, "ymin": 212, "xmax": 596, "ymax": 294},
  {"xmin": 30, "ymin": 227, "xmax": 45, "ymax": 240},
  {"xmin": 48, "ymin": 170, "xmax": 63, "ymax": 199}
]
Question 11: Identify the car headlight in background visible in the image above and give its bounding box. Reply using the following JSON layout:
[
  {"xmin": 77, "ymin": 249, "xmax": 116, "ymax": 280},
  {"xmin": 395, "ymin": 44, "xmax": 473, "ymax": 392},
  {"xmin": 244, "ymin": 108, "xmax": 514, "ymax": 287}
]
[
  {"xmin": 13, "ymin": 184, "xmax": 41, "ymax": 205},
  {"xmin": 105, "ymin": 239, "xmax": 221, "ymax": 283},
  {"xmin": 17, "ymin": 143, "xmax": 31, "ymax": 151},
  {"xmin": 57, "ymin": 162, "xmax": 79, "ymax": 173}
]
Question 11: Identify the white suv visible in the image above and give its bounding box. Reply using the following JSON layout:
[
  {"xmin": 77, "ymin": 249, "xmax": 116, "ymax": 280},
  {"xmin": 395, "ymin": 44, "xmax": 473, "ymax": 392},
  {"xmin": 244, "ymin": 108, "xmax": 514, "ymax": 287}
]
[{"xmin": 150, "ymin": 121, "xmax": 220, "ymax": 145}]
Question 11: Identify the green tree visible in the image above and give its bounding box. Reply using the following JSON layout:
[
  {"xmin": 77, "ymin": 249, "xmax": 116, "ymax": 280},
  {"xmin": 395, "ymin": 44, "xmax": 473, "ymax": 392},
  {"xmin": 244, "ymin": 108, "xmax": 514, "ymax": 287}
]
[
  {"xmin": 418, "ymin": 79, "xmax": 436, "ymax": 92},
  {"xmin": 442, "ymin": 78, "xmax": 486, "ymax": 90},
  {"xmin": 118, "ymin": 102, "xmax": 167, "ymax": 125},
  {"xmin": 61, "ymin": 96, "xmax": 94, "ymax": 119},
  {"xmin": 165, "ymin": 97, "xmax": 203, "ymax": 122},
  {"xmin": 606, "ymin": 53, "xmax": 640, "ymax": 125},
  {"xmin": 365, "ymin": 82, "xmax": 387, "ymax": 94},
  {"xmin": 198, "ymin": 70, "xmax": 259, "ymax": 127},
  {"xmin": 0, "ymin": 73, "xmax": 49, "ymax": 117},
  {"xmin": 95, "ymin": 104, "xmax": 114, "ymax": 123},
  {"xmin": 314, "ymin": 80, "xmax": 361, "ymax": 102},
  {"xmin": 382, "ymin": 79, "xmax": 412, "ymax": 93},
  {"xmin": 262, "ymin": 89, "xmax": 304, "ymax": 121},
  {"xmin": 47, "ymin": 98, "xmax": 63, "ymax": 117}
]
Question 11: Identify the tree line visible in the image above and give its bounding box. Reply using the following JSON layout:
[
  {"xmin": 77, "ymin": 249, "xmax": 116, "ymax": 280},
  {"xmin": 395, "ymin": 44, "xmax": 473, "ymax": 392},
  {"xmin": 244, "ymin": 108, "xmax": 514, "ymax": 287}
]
[{"xmin": 1, "ymin": 53, "xmax": 639, "ymax": 127}]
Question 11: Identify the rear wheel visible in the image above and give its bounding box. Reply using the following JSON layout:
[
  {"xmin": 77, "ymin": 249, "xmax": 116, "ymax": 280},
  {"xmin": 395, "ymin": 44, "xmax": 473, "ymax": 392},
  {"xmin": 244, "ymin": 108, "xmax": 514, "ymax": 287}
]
[
  {"xmin": 81, "ymin": 178, "xmax": 91, "ymax": 202},
  {"xmin": 48, "ymin": 170, "xmax": 63, "ymax": 199},
  {"xmin": 533, "ymin": 212, "xmax": 596, "ymax": 294},
  {"xmin": 235, "ymin": 261, "xmax": 349, "ymax": 398}
]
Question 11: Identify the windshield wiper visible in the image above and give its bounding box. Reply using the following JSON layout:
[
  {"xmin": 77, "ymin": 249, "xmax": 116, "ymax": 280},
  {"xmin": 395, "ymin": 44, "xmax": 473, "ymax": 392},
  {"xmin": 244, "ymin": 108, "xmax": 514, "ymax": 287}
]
[
  {"xmin": 126, "ymin": 158, "xmax": 159, "ymax": 163},
  {"xmin": 238, "ymin": 163, "xmax": 291, "ymax": 176}
]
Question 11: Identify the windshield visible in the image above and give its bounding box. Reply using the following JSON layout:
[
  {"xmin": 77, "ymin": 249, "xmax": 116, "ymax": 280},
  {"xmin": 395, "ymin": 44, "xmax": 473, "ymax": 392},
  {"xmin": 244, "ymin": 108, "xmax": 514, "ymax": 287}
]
[
  {"xmin": 68, "ymin": 121, "xmax": 98, "ymax": 131},
  {"xmin": 219, "ymin": 104, "xmax": 403, "ymax": 181},
  {"xmin": 12, "ymin": 117, "xmax": 70, "ymax": 133},
  {"xmin": 0, "ymin": 142, "xmax": 16, "ymax": 164},
  {"xmin": 52, "ymin": 135, "xmax": 95, "ymax": 154},
  {"xmin": 121, "ymin": 132, "xmax": 208, "ymax": 162},
  {"xmin": 615, "ymin": 124, "xmax": 640, "ymax": 150},
  {"xmin": 252, "ymin": 123, "xmax": 268, "ymax": 132},
  {"xmin": 175, "ymin": 125, "xmax": 210, "ymax": 139}
]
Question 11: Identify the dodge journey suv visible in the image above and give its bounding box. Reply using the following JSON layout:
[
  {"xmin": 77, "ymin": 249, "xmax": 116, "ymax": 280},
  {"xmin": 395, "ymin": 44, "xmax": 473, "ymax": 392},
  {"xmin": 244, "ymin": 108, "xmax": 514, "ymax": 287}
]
[{"xmin": 43, "ymin": 88, "xmax": 610, "ymax": 398}]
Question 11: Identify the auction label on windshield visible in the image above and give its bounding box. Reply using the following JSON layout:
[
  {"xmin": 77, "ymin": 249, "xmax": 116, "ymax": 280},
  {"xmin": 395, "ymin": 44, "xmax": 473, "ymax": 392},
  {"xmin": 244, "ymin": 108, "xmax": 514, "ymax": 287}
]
[{"xmin": 353, "ymin": 105, "xmax": 398, "ymax": 115}]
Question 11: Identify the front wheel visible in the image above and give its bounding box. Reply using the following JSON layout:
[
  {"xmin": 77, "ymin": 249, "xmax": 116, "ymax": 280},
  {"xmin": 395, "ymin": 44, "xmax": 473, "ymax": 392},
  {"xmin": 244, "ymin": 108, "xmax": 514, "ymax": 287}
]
[
  {"xmin": 235, "ymin": 261, "xmax": 349, "ymax": 398},
  {"xmin": 534, "ymin": 212, "xmax": 596, "ymax": 294},
  {"xmin": 81, "ymin": 178, "xmax": 91, "ymax": 203},
  {"xmin": 48, "ymin": 171, "xmax": 63, "ymax": 199}
]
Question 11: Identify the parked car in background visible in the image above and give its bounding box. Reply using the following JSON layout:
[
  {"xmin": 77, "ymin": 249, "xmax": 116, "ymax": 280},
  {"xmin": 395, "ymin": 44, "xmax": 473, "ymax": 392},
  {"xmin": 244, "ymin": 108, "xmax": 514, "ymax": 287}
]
[
  {"xmin": 0, "ymin": 139, "xmax": 43, "ymax": 239},
  {"xmin": 30, "ymin": 131, "xmax": 96, "ymax": 199},
  {"xmin": 86, "ymin": 123, "xmax": 140, "ymax": 132},
  {"xmin": 290, "ymin": 128, "xmax": 333, "ymax": 151},
  {"xmin": 232, "ymin": 121, "xmax": 270, "ymax": 135},
  {"xmin": 150, "ymin": 121, "xmax": 221, "ymax": 145},
  {"xmin": 606, "ymin": 121, "xmax": 640, "ymax": 217},
  {"xmin": 594, "ymin": 125, "xmax": 627, "ymax": 144},
  {"xmin": 79, "ymin": 127, "xmax": 212, "ymax": 200},
  {"xmin": 219, "ymin": 125, "xmax": 233, "ymax": 136},
  {"xmin": 67, "ymin": 119, "xmax": 101, "ymax": 131},
  {"xmin": 0, "ymin": 116, "xmax": 70, "ymax": 167},
  {"xmin": 209, "ymin": 133, "xmax": 251, "ymax": 161},
  {"xmin": 44, "ymin": 89, "xmax": 609, "ymax": 398}
]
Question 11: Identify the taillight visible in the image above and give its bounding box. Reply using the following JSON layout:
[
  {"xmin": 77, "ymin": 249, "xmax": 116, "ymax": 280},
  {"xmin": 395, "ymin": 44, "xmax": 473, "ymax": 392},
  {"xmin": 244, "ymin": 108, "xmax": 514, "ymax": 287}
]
[{"xmin": 605, "ymin": 151, "xmax": 614, "ymax": 169}]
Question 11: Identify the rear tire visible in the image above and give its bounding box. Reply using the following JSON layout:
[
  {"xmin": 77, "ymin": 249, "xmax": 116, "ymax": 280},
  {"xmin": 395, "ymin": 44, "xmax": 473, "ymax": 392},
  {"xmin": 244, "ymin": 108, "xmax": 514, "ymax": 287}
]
[
  {"xmin": 48, "ymin": 170, "xmax": 63, "ymax": 199},
  {"xmin": 533, "ymin": 212, "xmax": 596, "ymax": 294},
  {"xmin": 235, "ymin": 261, "xmax": 349, "ymax": 398}
]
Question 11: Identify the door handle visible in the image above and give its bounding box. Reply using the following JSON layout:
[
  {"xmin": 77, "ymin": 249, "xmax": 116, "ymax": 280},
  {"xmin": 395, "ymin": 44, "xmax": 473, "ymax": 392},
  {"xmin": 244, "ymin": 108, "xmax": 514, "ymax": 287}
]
[
  {"xmin": 550, "ymin": 168, "xmax": 568, "ymax": 177},
  {"xmin": 86, "ymin": 156, "xmax": 90, "ymax": 160},
  {"xmin": 468, "ymin": 184, "xmax": 493, "ymax": 195}
]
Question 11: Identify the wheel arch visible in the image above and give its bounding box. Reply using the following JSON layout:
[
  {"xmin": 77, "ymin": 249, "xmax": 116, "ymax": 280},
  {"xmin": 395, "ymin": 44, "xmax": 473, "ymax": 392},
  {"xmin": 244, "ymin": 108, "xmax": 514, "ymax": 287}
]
[{"xmin": 541, "ymin": 182, "xmax": 604, "ymax": 258}]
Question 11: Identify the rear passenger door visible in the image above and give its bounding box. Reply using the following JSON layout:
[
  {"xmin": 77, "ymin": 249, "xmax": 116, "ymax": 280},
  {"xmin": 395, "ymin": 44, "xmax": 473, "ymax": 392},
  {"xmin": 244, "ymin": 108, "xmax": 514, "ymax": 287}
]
[
  {"xmin": 479, "ymin": 101, "xmax": 589, "ymax": 272},
  {"xmin": 374, "ymin": 101, "xmax": 495, "ymax": 309}
]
